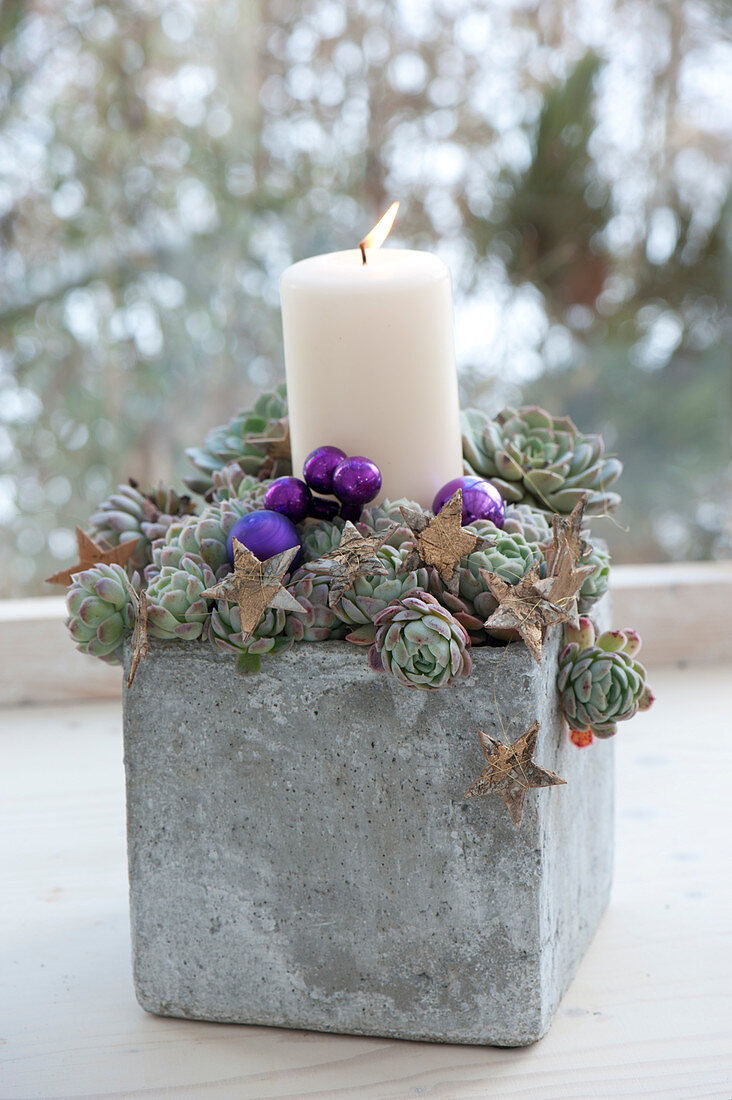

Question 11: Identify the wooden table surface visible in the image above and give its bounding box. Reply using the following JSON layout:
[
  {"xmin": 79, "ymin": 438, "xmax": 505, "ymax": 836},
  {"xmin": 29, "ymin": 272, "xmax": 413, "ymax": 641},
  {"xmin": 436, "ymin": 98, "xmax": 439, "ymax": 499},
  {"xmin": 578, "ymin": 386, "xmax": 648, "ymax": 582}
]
[{"xmin": 1, "ymin": 663, "xmax": 731, "ymax": 1099}]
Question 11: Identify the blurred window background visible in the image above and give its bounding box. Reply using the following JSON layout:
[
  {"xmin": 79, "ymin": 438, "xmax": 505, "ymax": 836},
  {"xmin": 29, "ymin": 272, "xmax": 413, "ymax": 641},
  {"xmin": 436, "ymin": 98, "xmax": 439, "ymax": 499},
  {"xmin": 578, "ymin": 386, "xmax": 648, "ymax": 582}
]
[{"xmin": 0, "ymin": 0, "xmax": 730, "ymax": 595}]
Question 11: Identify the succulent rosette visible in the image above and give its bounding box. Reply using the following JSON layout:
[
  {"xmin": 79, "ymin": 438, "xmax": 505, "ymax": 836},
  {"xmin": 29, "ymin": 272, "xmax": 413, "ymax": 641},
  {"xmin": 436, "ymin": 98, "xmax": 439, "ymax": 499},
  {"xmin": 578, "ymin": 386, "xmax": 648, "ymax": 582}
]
[
  {"xmin": 286, "ymin": 568, "xmax": 348, "ymax": 642},
  {"xmin": 207, "ymin": 465, "xmax": 273, "ymax": 506},
  {"xmin": 369, "ymin": 591, "xmax": 472, "ymax": 690},
  {"xmin": 65, "ymin": 563, "xmax": 138, "ymax": 664},
  {"xmin": 557, "ymin": 618, "xmax": 654, "ymax": 738},
  {"xmin": 88, "ymin": 481, "xmax": 196, "ymax": 571},
  {"xmin": 462, "ymin": 405, "xmax": 622, "ymax": 516},
  {"xmin": 502, "ymin": 503, "xmax": 554, "ymax": 546},
  {"xmin": 332, "ymin": 544, "xmax": 430, "ymax": 644},
  {"xmin": 577, "ymin": 543, "xmax": 611, "ymax": 613},
  {"xmin": 357, "ymin": 499, "xmax": 420, "ymax": 550},
  {"xmin": 184, "ymin": 387, "xmax": 288, "ymax": 495},
  {"xmin": 146, "ymin": 556, "xmax": 216, "ymax": 641},
  {"xmin": 208, "ymin": 600, "xmax": 294, "ymax": 675},
  {"xmin": 301, "ymin": 517, "xmax": 346, "ymax": 562}
]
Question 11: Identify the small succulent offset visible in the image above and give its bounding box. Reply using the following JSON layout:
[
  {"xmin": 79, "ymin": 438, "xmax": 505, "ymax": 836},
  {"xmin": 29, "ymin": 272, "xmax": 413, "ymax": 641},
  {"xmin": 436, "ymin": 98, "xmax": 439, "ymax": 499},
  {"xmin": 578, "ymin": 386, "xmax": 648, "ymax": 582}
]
[
  {"xmin": 369, "ymin": 592, "xmax": 472, "ymax": 690},
  {"xmin": 557, "ymin": 618, "xmax": 654, "ymax": 740},
  {"xmin": 66, "ymin": 563, "xmax": 139, "ymax": 664},
  {"xmin": 184, "ymin": 387, "xmax": 288, "ymax": 495},
  {"xmin": 462, "ymin": 405, "xmax": 622, "ymax": 516},
  {"xmin": 88, "ymin": 480, "xmax": 196, "ymax": 571},
  {"xmin": 577, "ymin": 543, "xmax": 611, "ymax": 613},
  {"xmin": 208, "ymin": 599, "xmax": 294, "ymax": 675},
  {"xmin": 146, "ymin": 556, "xmax": 216, "ymax": 641}
]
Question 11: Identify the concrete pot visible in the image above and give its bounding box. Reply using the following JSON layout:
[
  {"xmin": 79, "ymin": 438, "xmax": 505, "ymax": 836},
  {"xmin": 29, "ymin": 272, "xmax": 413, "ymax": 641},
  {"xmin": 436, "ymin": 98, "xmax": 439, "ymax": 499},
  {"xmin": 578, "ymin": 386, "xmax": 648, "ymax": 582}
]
[{"xmin": 122, "ymin": 601, "xmax": 613, "ymax": 1047}]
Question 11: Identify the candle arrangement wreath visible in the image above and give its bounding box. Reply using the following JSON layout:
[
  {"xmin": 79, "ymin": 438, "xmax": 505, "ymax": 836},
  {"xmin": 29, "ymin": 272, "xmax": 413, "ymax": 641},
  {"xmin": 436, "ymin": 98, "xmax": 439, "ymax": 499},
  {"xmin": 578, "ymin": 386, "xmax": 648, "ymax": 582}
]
[{"xmin": 54, "ymin": 388, "xmax": 655, "ymax": 801}]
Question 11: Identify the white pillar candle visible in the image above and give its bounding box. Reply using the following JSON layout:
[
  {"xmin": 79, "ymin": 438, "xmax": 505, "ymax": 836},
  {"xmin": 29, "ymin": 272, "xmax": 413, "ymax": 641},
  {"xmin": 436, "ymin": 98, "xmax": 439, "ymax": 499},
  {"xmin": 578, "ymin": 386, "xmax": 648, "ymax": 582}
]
[{"xmin": 280, "ymin": 246, "xmax": 464, "ymax": 508}]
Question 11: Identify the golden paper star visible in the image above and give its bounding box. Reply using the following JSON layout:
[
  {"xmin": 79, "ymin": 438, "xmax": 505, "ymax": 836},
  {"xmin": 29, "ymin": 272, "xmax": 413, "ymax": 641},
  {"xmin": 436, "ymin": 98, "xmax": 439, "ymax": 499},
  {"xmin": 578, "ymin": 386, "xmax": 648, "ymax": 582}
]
[
  {"xmin": 45, "ymin": 526, "xmax": 140, "ymax": 586},
  {"xmin": 399, "ymin": 490, "xmax": 493, "ymax": 591},
  {"xmin": 464, "ymin": 721, "xmax": 566, "ymax": 828},
  {"xmin": 309, "ymin": 521, "xmax": 396, "ymax": 607},
  {"xmin": 532, "ymin": 497, "xmax": 596, "ymax": 627},
  {"xmin": 201, "ymin": 539, "xmax": 305, "ymax": 639},
  {"xmin": 482, "ymin": 563, "xmax": 574, "ymax": 663}
]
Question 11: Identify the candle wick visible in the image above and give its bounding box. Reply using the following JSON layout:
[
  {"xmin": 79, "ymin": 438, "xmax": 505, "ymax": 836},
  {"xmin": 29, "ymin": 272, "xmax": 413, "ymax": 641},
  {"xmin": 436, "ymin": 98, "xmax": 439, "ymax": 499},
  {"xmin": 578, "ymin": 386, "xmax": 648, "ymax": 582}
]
[{"xmin": 359, "ymin": 243, "xmax": 367, "ymax": 265}]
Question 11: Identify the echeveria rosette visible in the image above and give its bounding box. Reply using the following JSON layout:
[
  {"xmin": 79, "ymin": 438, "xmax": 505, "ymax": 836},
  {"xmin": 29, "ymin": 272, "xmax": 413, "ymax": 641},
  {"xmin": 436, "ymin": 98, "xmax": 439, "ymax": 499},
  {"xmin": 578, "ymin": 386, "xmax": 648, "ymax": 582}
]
[
  {"xmin": 332, "ymin": 544, "xmax": 430, "ymax": 644},
  {"xmin": 557, "ymin": 618, "xmax": 654, "ymax": 739},
  {"xmin": 208, "ymin": 599, "xmax": 293, "ymax": 675},
  {"xmin": 207, "ymin": 464, "xmax": 274, "ymax": 506},
  {"xmin": 368, "ymin": 592, "xmax": 472, "ymax": 690},
  {"xmin": 65, "ymin": 563, "xmax": 139, "ymax": 665},
  {"xmin": 88, "ymin": 481, "xmax": 196, "ymax": 571},
  {"xmin": 286, "ymin": 568, "xmax": 348, "ymax": 642},
  {"xmin": 301, "ymin": 517, "xmax": 346, "ymax": 563},
  {"xmin": 577, "ymin": 543, "xmax": 611, "ymax": 613},
  {"xmin": 155, "ymin": 498, "xmax": 258, "ymax": 580},
  {"xmin": 462, "ymin": 405, "xmax": 622, "ymax": 516},
  {"xmin": 357, "ymin": 499, "xmax": 421, "ymax": 551},
  {"xmin": 502, "ymin": 503, "xmax": 553, "ymax": 546},
  {"xmin": 146, "ymin": 556, "xmax": 216, "ymax": 641},
  {"xmin": 184, "ymin": 386, "xmax": 288, "ymax": 495}
]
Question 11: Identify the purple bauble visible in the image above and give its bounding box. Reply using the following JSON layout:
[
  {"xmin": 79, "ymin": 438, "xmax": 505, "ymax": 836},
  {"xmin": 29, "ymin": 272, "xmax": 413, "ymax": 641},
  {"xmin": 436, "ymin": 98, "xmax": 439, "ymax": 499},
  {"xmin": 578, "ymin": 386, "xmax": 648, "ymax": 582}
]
[
  {"xmin": 432, "ymin": 476, "xmax": 505, "ymax": 528},
  {"xmin": 339, "ymin": 503, "xmax": 363, "ymax": 523},
  {"xmin": 226, "ymin": 510, "xmax": 301, "ymax": 567},
  {"xmin": 263, "ymin": 476, "xmax": 312, "ymax": 524},
  {"xmin": 332, "ymin": 456, "xmax": 382, "ymax": 507},
  {"xmin": 309, "ymin": 495, "xmax": 341, "ymax": 521},
  {"xmin": 303, "ymin": 446, "xmax": 347, "ymax": 495}
]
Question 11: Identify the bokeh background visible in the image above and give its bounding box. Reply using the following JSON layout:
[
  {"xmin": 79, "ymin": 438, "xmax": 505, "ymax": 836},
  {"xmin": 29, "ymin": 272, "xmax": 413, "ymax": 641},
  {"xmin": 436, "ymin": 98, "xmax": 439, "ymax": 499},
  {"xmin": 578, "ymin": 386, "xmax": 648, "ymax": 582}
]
[{"xmin": 1, "ymin": 0, "xmax": 730, "ymax": 594}]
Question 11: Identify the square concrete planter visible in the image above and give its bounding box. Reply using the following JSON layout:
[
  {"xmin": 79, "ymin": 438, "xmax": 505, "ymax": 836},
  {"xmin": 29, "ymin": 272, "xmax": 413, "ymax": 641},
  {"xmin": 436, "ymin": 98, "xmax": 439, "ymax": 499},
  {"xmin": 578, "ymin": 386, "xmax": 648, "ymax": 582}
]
[{"xmin": 122, "ymin": 599, "xmax": 613, "ymax": 1047}]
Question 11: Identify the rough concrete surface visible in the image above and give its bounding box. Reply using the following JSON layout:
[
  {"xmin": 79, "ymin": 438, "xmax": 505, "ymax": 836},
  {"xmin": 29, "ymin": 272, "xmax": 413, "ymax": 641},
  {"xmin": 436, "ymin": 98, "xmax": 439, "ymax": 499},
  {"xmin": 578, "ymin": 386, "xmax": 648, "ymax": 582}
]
[{"xmin": 123, "ymin": 600, "xmax": 613, "ymax": 1047}]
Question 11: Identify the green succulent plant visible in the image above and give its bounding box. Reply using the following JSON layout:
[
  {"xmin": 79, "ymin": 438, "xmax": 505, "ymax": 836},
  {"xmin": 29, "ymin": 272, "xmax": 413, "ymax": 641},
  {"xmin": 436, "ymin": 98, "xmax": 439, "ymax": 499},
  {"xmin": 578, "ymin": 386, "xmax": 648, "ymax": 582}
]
[
  {"xmin": 206, "ymin": 464, "xmax": 273, "ymax": 506},
  {"xmin": 208, "ymin": 598, "xmax": 294, "ymax": 675},
  {"xmin": 369, "ymin": 591, "xmax": 472, "ymax": 690},
  {"xmin": 357, "ymin": 498, "xmax": 421, "ymax": 550},
  {"xmin": 462, "ymin": 404, "xmax": 622, "ymax": 516},
  {"xmin": 184, "ymin": 386, "xmax": 288, "ymax": 495},
  {"xmin": 65, "ymin": 563, "xmax": 139, "ymax": 664},
  {"xmin": 88, "ymin": 480, "xmax": 196, "ymax": 571},
  {"xmin": 557, "ymin": 618, "xmax": 654, "ymax": 738},
  {"xmin": 577, "ymin": 543, "xmax": 611, "ymax": 613},
  {"xmin": 332, "ymin": 544, "xmax": 430, "ymax": 644},
  {"xmin": 287, "ymin": 568, "xmax": 347, "ymax": 641},
  {"xmin": 301, "ymin": 517, "xmax": 346, "ymax": 563},
  {"xmin": 502, "ymin": 502, "xmax": 554, "ymax": 546},
  {"xmin": 146, "ymin": 556, "xmax": 216, "ymax": 641}
]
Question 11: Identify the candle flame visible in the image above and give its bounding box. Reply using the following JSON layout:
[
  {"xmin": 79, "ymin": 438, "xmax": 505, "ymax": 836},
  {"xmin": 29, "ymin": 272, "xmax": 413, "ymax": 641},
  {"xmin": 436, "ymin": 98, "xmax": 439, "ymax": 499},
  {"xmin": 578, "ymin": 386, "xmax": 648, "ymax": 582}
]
[{"xmin": 359, "ymin": 202, "xmax": 399, "ymax": 262}]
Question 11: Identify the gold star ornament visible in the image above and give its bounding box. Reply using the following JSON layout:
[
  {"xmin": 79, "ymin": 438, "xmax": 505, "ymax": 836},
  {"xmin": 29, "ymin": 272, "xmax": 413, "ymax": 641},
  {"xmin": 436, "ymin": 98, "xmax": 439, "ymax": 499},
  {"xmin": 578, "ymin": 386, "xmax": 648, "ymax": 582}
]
[
  {"xmin": 532, "ymin": 497, "xmax": 596, "ymax": 627},
  {"xmin": 309, "ymin": 521, "xmax": 396, "ymax": 607},
  {"xmin": 482, "ymin": 563, "xmax": 573, "ymax": 663},
  {"xmin": 399, "ymin": 490, "xmax": 494, "ymax": 592},
  {"xmin": 45, "ymin": 527, "xmax": 140, "ymax": 586},
  {"xmin": 464, "ymin": 721, "xmax": 566, "ymax": 828},
  {"xmin": 201, "ymin": 539, "xmax": 305, "ymax": 638}
]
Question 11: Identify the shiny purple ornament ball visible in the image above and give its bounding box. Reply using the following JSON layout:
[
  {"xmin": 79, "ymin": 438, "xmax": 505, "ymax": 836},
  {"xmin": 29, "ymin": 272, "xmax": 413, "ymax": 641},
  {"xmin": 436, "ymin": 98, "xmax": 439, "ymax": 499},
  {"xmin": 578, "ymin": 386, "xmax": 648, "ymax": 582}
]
[
  {"xmin": 332, "ymin": 456, "xmax": 382, "ymax": 507},
  {"xmin": 226, "ymin": 510, "xmax": 301, "ymax": 567},
  {"xmin": 432, "ymin": 476, "xmax": 505, "ymax": 528},
  {"xmin": 303, "ymin": 446, "xmax": 347, "ymax": 495},
  {"xmin": 263, "ymin": 476, "xmax": 312, "ymax": 524}
]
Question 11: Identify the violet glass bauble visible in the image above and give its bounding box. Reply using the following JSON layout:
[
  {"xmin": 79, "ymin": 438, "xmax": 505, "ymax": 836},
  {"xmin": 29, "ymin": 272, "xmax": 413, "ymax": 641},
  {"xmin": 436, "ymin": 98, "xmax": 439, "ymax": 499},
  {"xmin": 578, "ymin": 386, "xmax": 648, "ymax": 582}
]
[
  {"xmin": 303, "ymin": 446, "xmax": 347, "ymax": 495},
  {"xmin": 332, "ymin": 456, "xmax": 382, "ymax": 507},
  {"xmin": 309, "ymin": 496, "xmax": 341, "ymax": 521},
  {"xmin": 339, "ymin": 503, "xmax": 363, "ymax": 523},
  {"xmin": 226, "ymin": 510, "xmax": 301, "ymax": 568},
  {"xmin": 263, "ymin": 477, "xmax": 312, "ymax": 524},
  {"xmin": 432, "ymin": 476, "xmax": 505, "ymax": 528}
]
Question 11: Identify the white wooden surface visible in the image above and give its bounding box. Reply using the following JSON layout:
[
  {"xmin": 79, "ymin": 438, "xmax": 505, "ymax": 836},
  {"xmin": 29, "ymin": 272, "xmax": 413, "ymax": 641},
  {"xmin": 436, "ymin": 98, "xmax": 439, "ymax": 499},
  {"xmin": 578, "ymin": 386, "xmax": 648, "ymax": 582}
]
[{"xmin": 1, "ymin": 663, "xmax": 731, "ymax": 1099}]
